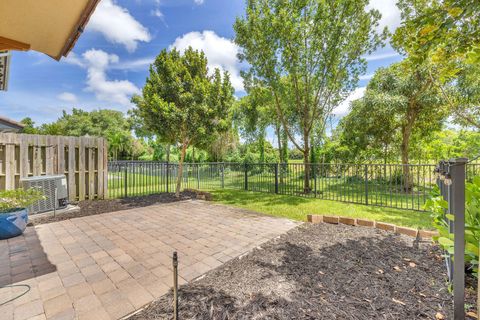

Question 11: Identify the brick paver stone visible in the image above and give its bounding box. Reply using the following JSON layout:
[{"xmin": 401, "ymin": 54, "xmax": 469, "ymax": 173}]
[{"xmin": 0, "ymin": 200, "xmax": 299, "ymax": 319}]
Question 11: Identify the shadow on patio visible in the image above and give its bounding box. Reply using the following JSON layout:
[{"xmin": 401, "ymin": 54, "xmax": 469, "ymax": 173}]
[{"xmin": 0, "ymin": 227, "xmax": 56, "ymax": 288}]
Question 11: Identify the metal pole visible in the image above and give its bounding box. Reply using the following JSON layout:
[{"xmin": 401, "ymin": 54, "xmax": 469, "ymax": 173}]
[
  {"xmin": 275, "ymin": 163, "xmax": 279, "ymax": 194},
  {"xmin": 221, "ymin": 163, "xmax": 225, "ymax": 189},
  {"xmin": 166, "ymin": 162, "xmax": 169, "ymax": 193},
  {"xmin": 53, "ymin": 188, "xmax": 58, "ymax": 218},
  {"xmin": 244, "ymin": 163, "xmax": 248, "ymax": 191},
  {"xmin": 173, "ymin": 251, "xmax": 179, "ymax": 320},
  {"xmin": 449, "ymin": 158, "xmax": 467, "ymax": 320},
  {"xmin": 124, "ymin": 165, "xmax": 128, "ymax": 198},
  {"xmin": 197, "ymin": 164, "xmax": 200, "ymax": 190},
  {"xmin": 364, "ymin": 165, "xmax": 369, "ymax": 205}
]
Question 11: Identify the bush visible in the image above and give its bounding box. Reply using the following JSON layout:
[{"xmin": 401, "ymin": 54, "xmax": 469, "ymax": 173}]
[
  {"xmin": 425, "ymin": 176, "xmax": 480, "ymax": 276},
  {"xmin": 0, "ymin": 188, "xmax": 45, "ymax": 213}
]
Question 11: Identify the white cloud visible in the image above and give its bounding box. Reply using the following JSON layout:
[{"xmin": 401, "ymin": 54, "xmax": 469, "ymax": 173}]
[
  {"xmin": 88, "ymin": 0, "xmax": 151, "ymax": 52},
  {"xmin": 57, "ymin": 92, "xmax": 78, "ymax": 103},
  {"xmin": 194, "ymin": 0, "xmax": 204, "ymax": 4},
  {"xmin": 365, "ymin": 51, "xmax": 400, "ymax": 61},
  {"xmin": 63, "ymin": 52, "xmax": 85, "ymax": 67},
  {"xmin": 359, "ymin": 73, "xmax": 373, "ymax": 80},
  {"xmin": 82, "ymin": 49, "xmax": 140, "ymax": 106},
  {"xmin": 150, "ymin": 8, "xmax": 168, "ymax": 27},
  {"xmin": 367, "ymin": 0, "xmax": 401, "ymax": 33},
  {"xmin": 169, "ymin": 31, "xmax": 243, "ymax": 92},
  {"xmin": 151, "ymin": 8, "xmax": 163, "ymax": 18},
  {"xmin": 111, "ymin": 57, "xmax": 155, "ymax": 71},
  {"xmin": 332, "ymin": 87, "xmax": 366, "ymax": 116}
]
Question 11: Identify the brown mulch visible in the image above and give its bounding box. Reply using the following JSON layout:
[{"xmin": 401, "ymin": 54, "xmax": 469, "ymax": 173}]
[
  {"xmin": 28, "ymin": 191, "xmax": 198, "ymax": 226},
  {"xmin": 131, "ymin": 223, "xmax": 459, "ymax": 320}
]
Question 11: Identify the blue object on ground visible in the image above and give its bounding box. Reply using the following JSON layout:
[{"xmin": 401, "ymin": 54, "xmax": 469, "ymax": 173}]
[{"xmin": 0, "ymin": 209, "xmax": 28, "ymax": 240}]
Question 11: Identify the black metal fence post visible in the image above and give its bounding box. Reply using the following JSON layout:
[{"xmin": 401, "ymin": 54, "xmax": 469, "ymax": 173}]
[
  {"xmin": 166, "ymin": 162, "xmax": 170, "ymax": 193},
  {"xmin": 364, "ymin": 165, "xmax": 369, "ymax": 205},
  {"xmin": 449, "ymin": 158, "xmax": 467, "ymax": 320},
  {"xmin": 244, "ymin": 163, "xmax": 248, "ymax": 191},
  {"xmin": 197, "ymin": 164, "xmax": 200, "ymax": 189},
  {"xmin": 274, "ymin": 163, "xmax": 279, "ymax": 194},
  {"xmin": 124, "ymin": 164, "xmax": 128, "ymax": 198},
  {"xmin": 221, "ymin": 163, "xmax": 225, "ymax": 189}
]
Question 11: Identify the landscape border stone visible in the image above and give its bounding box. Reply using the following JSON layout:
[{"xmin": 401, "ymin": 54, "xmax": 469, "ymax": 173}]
[{"xmin": 306, "ymin": 214, "xmax": 438, "ymax": 239}]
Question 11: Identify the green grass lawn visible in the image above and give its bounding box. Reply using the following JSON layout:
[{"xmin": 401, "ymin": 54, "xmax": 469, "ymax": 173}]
[{"xmin": 210, "ymin": 189, "xmax": 433, "ymax": 229}]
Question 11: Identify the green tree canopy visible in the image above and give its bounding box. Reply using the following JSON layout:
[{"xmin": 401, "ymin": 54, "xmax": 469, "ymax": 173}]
[
  {"xmin": 394, "ymin": 0, "xmax": 480, "ymax": 76},
  {"xmin": 131, "ymin": 47, "xmax": 235, "ymax": 196},
  {"xmin": 234, "ymin": 0, "xmax": 387, "ymax": 191},
  {"xmin": 22, "ymin": 109, "xmax": 140, "ymax": 160},
  {"xmin": 338, "ymin": 61, "xmax": 447, "ymax": 189}
]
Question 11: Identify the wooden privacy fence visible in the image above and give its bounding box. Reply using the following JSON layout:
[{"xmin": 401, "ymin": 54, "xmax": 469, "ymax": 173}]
[{"xmin": 0, "ymin": 133, "xmax": 108, "ymax": 200}]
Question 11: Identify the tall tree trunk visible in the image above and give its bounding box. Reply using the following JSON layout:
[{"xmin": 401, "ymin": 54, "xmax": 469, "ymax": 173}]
[
  {"xmin": 280, "ymin": 128, "xmax": 288, "ymax": 183},
  {"xmin": 275, "ymin": 123, "xmax": 282, "ymax": 163},
  {"xmin": 281, "ymin": 128, "xmax": 288, "ymax": 163},
  {"xmin": 275, "ymin": 124, "xmax": 289, "ymax": 184},
  {"xmin": 310, "ymin": 135, "xmax": 316, "ymax": 164},
  {"xmin": 166, "ymin": 144, "xmax": 171, "ymax": 163},
  {"xmin": 259, "ymin": 128, "xmax": 266, "ymax": 163},
  {"xmin": 175, "ymin": 140, "xmax": 188, "ymax": 198}
]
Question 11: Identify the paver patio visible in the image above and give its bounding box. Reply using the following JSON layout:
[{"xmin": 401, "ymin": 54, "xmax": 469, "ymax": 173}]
[{"xmin": 0, "ymin": 200, "xmax": 299, "ymax": 320}]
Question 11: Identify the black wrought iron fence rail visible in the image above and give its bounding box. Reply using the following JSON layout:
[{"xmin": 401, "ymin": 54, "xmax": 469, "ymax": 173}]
[{"xmin": 107, "ymin": 161, "xmax": 480, "ymax": 211}]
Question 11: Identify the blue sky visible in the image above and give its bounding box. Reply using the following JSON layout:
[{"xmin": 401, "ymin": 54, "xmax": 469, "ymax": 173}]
[{"xmin": 0, "ymin": 0, "xmax": 403, "ymax": 131}]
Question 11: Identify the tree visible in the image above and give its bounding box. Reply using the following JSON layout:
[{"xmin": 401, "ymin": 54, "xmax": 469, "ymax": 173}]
[
  {"xmin": 393, "ymin": 0, "xmax": 480, "ymax": 130},
  {"xmin": 336, "ymin": 99, "xmax": 400, "ymax": 164},
  {"xmin": 347, "ymin": 61, "xmax": 446, "ymax": 190},
  {"xmin": 131, "ymin": 47, "xmax": 234, "ymax": 197},
  {"xmin": 20, "ymin": 117, "xmax": 38, "ymax": 134},
  {"xmin": 451, "ymin": 63, "xmax": 480, "ymax": 129},
  {"xmin": 234, "ymin": 0, "xmax": 386, "ymax": 192},
  {"xmin": 394, "ymin": 0, "xmax": 480, "ymax": 71},
  {"xmin": 23, "ymin": 109, "xmax": 141, "ymax": 160}
]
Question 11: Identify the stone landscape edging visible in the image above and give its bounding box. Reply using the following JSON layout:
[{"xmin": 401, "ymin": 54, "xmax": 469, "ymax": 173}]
[{"xmin": 307, "ymin": 214, "xmax": 438, "ymax": 239}]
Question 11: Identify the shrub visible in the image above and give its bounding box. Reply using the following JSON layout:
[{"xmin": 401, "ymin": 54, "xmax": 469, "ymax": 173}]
[
  {"xmin": 0, "ymin": 188, "xmax": 45, "ymax": 213},
  {"xmin": 425, "ymin": 176, "xmax": 480, "ymax": 276}
]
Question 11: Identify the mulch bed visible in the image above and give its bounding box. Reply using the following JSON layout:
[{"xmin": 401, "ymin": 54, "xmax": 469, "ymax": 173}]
[
  {"xmin": 131, "ymin": 223, "xmax": 461, "ymax": 320},
  {"xmin": 28, "ymin": 191, "xmax": 197, "ymax": 226}
]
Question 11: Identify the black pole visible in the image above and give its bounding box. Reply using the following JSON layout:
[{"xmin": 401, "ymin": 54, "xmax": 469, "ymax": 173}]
[
  {"xmin": 124, "ymin": 164, "xmax": 128, "ymax": 198},
  {"xmin": 173, "ymin": 251, "xmax": 178, "ymax": 320},
  {"xmin": 449, "ymin": 158, "xmax": 466, "ymax": 320},
  {"xmin": 244, "ymin": 163, "xmax": 248, "ymax": 191},
  {"xmin": 275, "ymin": 163, "xmax": 279, "ymax": 194},
  {"xmin": 166, "ymin": 162, "xmax": 170, "ymax": 193},
  {"xmin": 364, "ymin": 165, "xmax": 369, "ymax": 205}
]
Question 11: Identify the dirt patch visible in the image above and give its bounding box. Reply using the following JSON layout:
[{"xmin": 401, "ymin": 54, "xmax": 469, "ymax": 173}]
[
  {"xmin": 131, "ymin": 223, "xmax": 458, "ymax": 320},
  {"xmin": 28, "ymin": 191, "xmax": 197, "ymax": 226}
]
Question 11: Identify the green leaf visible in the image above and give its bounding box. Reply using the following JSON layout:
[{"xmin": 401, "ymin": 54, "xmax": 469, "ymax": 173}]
[
  {"xmin": 445, "ymin": 214, "xmax": 455, "ymax": 221},
  {"xmin": 438, "ymin": 237, "xmax": 454, "ymax": 247}
]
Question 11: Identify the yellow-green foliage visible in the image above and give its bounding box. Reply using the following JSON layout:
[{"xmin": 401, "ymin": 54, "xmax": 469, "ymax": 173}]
[{"xmin": 0, "ymin": 188, "xmax": 45, "ymax": 212}]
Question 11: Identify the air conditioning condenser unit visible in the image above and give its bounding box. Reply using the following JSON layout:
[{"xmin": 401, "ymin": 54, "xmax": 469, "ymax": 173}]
[{"xmin": 20, "ymin": 175, "xmax": 69, "ymax": 214}]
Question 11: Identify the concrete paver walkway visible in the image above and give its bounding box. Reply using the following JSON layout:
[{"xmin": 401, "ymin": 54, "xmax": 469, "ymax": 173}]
[{"xmin": 0, "ymin": 200, "xmax": 299, "ymax": 320}]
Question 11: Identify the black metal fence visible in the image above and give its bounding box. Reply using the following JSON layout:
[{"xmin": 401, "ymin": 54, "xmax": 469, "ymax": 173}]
[{"xmin": 107, "ymin": 161, "xmax": 480, "ymax": 211}]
